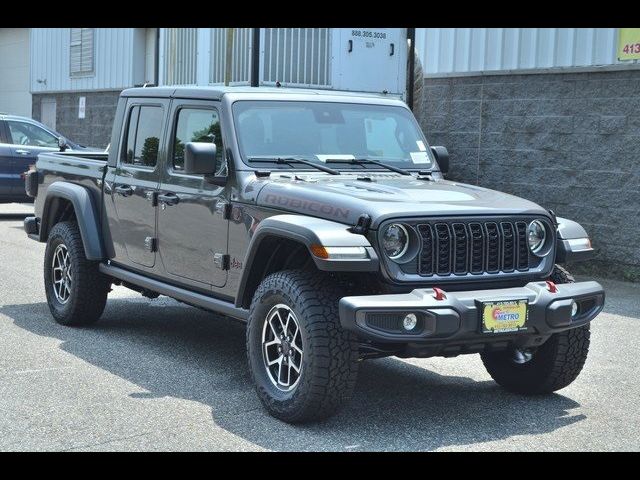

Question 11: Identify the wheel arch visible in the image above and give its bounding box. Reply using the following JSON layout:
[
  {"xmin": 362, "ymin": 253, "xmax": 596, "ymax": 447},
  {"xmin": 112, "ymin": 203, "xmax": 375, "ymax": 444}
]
[
  {"xmin": 39, "ymin": 182, "xmax": 105, "ymax": 260},
  {"xmin": 235, "ymin": 214, "xmax": 378, "ymax": 309}
]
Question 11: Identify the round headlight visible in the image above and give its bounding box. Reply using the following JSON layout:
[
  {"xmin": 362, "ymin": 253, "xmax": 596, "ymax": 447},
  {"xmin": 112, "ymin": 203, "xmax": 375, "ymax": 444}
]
[
  {"xmin": 528, "ymin": 220, "xmax": 547, "ymax": 254},
  {"xmin": 382, "ymin": 224, "xmax": 409, "ymax": 260}
]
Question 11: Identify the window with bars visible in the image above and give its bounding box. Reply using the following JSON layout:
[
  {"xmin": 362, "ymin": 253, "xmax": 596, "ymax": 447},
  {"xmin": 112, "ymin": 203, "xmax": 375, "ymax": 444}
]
[
  {"xmin": 70, "ymin": 28, "xmax": 94, "ymax": 77},
  {"xmin": 163, "ymin": 28, "xmax": 198, "ymax": 85}
]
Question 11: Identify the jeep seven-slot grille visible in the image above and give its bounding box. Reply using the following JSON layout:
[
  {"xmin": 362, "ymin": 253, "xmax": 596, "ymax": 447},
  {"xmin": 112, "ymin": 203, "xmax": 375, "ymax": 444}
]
[{"xmin": 417, "ymin": 220, "xmax": 530, "ymax": 276}]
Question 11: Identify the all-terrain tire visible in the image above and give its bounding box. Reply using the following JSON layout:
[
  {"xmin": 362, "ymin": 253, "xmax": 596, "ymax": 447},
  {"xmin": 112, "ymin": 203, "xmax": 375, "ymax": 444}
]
[
  {"xmin": 480, "ymin": 265, "xmax": 590, "ymax": 394},
  {"xmin": 246, "ymin": 270, "xmax": 359, "ymax": 423},
  {"xmin": 44, "ymin": 221, "xmax": 110, "ymax": 326}
]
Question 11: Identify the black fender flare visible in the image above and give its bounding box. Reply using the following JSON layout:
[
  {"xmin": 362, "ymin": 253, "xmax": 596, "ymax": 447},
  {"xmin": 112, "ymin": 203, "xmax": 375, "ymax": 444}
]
[
  {"xmin": 235, "ymin": 214, "xmax": 378, "ymax": 308},
  {"xmin": 40, "ymin": 181, "xmax": 105, "ymax": 260},
  {"xmin": 555, "ymin": 216, "xmax": 594, "ymax": 263}
]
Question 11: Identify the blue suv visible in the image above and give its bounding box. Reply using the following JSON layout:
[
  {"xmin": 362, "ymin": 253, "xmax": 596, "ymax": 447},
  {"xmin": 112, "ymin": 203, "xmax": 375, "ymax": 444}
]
[{"xmin": 0, "ymin": 114, "xmax": 96, "ymax": 203}]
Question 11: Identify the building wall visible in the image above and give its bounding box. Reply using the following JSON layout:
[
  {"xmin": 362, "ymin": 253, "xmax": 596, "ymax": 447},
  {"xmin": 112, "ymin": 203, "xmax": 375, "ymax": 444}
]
[
  {"xmin": 415, "ymin": 28, "xmax": 635, "ymax": 76},
  {"xmin": 0, "ymin": 28, "xmax": 31, "ymax": 117},
  {"xmin": 158, "ymin": 28, "xmax": 407, "ymax": 95},
  {"xmin": 32, "ymin": 91, "xmax": 119, "ymax": 149},
  {"xmin": 416, "ymin": 69, "xmax": 640, "ymax": 280},
  {"xmin": 30, "ymin": 28, "xmax": 144, "ymax": 93},
  {"xmin": 30, "ymin": 28, "xmax": 150, "ymax": 148}
]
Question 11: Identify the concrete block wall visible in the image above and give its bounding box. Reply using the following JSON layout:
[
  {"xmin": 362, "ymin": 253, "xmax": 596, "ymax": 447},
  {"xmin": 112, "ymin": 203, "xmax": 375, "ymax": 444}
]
[
  {"xmin": 32, "ymin": 91, "xmax": 120, "ymax": 149},
  {"xmin": 417, "ymin": 69, "xmax": 640, "ymax": 281}
]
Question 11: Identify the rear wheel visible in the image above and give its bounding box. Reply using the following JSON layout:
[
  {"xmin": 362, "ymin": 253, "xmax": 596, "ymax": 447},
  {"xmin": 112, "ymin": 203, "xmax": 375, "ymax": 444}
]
[
  {"xmin": 481, "ymin": 265, "xmax": 590, "ymax": 394},
  {"xmin": 44, "ymin": 221, "xmax": 110, "ymax": 326},
  {"xmin": 246, "ymin": 270, "xmax": 360, "ymax": 423}
]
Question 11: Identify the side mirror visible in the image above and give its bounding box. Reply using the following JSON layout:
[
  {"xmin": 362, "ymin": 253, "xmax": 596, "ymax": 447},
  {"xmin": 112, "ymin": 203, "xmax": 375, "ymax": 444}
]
[
  {"xmin": 430, "ymin": 146, "xmax": 449, "ymax": 174},
  {"xmin": 58, "ymin": 136, "xmax": 69, "ymax": 152},
  {"xmin": 184, "ymin": 142, "xmax": 227, "ymax": 186}
]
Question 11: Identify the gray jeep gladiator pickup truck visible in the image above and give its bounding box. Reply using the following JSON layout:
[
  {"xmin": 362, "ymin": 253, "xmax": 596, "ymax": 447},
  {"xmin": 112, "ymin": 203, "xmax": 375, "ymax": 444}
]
[{"xmin": 24, "ymin": 86, "xmax": 605, "ymax": 423}]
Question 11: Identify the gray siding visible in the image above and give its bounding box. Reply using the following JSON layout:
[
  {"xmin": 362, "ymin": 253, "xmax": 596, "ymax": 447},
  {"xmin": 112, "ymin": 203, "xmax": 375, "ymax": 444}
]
[
  {"xmin": 30, "ymin": 28, "xmax": 143, "ymax": 92},
  {"xmin": 416, "ymin": 28, "xmax": 637, "ymax": 76},
  {"xmin": 416, "ymin": 69, "xmax": 640, "ymax": 280},
  {"xmin": 0, "ymin": 28, "xmax": 31, "ymax": 117}
]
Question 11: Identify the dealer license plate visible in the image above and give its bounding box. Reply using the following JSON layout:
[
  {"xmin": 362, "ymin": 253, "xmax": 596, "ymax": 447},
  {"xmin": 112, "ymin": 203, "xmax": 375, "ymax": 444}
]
[{"xmin": 481, "ymin": 299, "xmax": 528, "ymax": 334}]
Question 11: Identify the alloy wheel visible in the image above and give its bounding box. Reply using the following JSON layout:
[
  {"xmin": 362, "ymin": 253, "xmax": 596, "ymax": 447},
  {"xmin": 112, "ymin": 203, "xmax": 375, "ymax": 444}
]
[{"xmin": 261, "ymin": 303, "xmax": 303, "ymax": 391}]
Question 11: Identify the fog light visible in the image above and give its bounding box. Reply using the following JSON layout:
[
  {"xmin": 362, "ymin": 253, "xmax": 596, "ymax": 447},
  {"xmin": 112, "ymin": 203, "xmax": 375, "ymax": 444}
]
[
  {"xmin": 571, "ymin": 301, "xmax": 579, "ymax": 318},
  {"xmin": 403, "ymin": 313, "xmax": 418, "ymax": 331}
]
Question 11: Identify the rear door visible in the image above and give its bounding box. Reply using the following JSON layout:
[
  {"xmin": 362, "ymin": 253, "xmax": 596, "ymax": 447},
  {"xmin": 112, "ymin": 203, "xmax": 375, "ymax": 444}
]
[
  {"xmin": 156, "ymin": 99, "xmax": 229, "ymax": 289},
  {"xmin": 109, "ymin": 99, "xmax": 167, "ymax": 269},
  {"xmin": 5, "ymin": 119, "xmax": 59, "ymax": 196},
  {"xmin": 0, "ymin": 120, "xmax": 14, "ymax": 197}
]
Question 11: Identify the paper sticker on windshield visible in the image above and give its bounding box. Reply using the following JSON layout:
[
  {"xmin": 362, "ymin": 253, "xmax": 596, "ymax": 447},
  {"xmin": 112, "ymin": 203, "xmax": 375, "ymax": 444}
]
[
  {"xmin": 316, "ymin": 154, "xmax": 355, "ymax": 162},
  {"xmin": 410, "ymin": 151, "xmax": 431, "ymax": 165},
  {"xmin": 416, "ymin": 140, "xmax": 427, "ymax": 151}
]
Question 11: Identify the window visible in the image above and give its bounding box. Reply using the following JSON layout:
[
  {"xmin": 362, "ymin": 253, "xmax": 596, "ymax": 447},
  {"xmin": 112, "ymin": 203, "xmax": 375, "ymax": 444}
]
[
  {"xmin": 232, "ymin": 101, "xmax": 433, "ymax": 170},
  {"xmin": 122, "ymin": 106, "xmax": 163, "ymax": 167},
  {"xmin": 172, "ymin": 108, "xmax": 224, "ymax": 171},
  {"xmin": 7, "ymin": 121, "xmax": 58, "ymax": 148},
  {"xmin": 70, "ymin": 28, "xmax": 95, "ymax": 76}
]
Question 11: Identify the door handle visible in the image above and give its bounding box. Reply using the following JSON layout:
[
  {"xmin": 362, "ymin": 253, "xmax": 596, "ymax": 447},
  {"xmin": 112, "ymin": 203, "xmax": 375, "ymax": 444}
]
[
  {"xmin": 114, "ymin": 185, "xmax": 133, "ymax": 196},
  {"xmin": 389, "ymin": 43, "xmax": 394, "ymax": 56},
  {"xmin": 158, "ymin": 192, "xmax": 180, "ymax": 206},
  {"xmin": 348, "ymin": 39, "xmax": 353, "ymax": 53},
  {"xmin": 15, "ymin": 149, "xmax": 31, "ymax": 155}
]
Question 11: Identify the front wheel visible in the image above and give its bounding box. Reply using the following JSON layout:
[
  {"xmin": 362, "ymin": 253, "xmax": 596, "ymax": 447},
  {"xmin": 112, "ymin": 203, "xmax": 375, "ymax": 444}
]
[
  {"xmin": 481, "ymin": 265, "xmax": 590, "ymax": 394},
  {"xmin": 246, "ymin": 270, "xmax": 359, "ymax": 423}
]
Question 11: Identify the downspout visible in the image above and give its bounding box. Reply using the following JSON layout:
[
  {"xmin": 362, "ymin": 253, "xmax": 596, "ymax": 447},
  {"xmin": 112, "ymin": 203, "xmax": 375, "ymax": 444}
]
[
  {"xmin": 251, "ymin": 28, "xmax": 260, "ymax": 87},
  {"xmin": 406, "ymin": 27, "xmax": 416, "ymax": 111}
]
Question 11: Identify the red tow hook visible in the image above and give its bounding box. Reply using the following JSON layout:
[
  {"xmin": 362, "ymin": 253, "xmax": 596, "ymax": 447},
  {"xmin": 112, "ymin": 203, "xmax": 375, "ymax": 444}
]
[
  {"xmin": 546, "ymin": 280, "xmax": 558, "ymax": 293},
  {"xmin": 433, "ymin": 287, "xmax": 447, "ymax": 301}
]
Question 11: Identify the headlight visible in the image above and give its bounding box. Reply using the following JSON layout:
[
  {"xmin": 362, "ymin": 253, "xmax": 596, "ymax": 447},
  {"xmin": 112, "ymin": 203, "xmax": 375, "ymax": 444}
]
[
  {"xmin": 382, "ymin": 224, "xmax": 409, "ymax": 260},
  {"xmin": 528, "ymin": 220, "xmax": 546, "ymax": 254}
]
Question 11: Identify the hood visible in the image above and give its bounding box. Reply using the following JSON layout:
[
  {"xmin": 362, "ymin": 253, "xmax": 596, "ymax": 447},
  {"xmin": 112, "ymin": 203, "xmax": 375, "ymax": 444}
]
[{"xmin": 255, "ymin": 173, "xmax": 549, "ymax": 228}]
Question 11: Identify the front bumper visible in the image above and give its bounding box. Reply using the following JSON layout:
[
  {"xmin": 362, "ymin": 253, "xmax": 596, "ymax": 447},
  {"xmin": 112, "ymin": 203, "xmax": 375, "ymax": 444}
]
[{"xmin": 339, "ymin": 281, "xmax": 604, "ymax": 356}]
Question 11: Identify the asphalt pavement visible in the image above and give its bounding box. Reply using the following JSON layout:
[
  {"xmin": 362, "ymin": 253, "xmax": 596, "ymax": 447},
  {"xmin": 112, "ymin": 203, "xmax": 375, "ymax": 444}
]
[{"xmin": 0, "ymin": 202, "xmax": 638, "ymax": 451}]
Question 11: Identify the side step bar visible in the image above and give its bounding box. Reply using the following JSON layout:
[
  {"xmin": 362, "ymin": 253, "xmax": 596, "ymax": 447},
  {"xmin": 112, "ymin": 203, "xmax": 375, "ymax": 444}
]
[{"xmin": 99, "ymin": 263, "xmax": 249, "ymax": 321}]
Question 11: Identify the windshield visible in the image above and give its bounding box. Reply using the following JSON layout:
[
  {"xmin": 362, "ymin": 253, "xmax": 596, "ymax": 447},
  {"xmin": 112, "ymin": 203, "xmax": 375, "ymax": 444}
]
[{"xmin": 232, "ymin": 101, "xmax": 435, "ymax": 171}]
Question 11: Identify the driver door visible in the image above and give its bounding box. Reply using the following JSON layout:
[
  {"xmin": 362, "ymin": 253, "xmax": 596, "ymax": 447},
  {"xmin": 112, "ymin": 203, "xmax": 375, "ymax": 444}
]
[{"xmin": 156, "ymin": 100, "xmax": 229, "ymax": 289}]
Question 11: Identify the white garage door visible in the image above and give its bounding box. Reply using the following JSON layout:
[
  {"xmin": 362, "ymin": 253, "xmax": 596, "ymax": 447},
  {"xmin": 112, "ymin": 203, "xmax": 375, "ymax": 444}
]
[{"xmin": 0, "ymin": 28, "xmax": 31, "ymax": 117}]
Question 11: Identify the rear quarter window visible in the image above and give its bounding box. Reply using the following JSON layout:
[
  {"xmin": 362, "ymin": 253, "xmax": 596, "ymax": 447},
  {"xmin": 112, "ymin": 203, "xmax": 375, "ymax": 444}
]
[{"xmin": 121, "ymin": 105, "xmax": 163, "ymax": 167}]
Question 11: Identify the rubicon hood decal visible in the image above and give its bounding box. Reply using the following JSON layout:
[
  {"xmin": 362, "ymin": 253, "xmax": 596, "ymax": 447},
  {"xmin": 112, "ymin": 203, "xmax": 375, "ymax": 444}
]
[{"xmin": 256, "ymin": 175, "xmax": 548, "ymax": 227}]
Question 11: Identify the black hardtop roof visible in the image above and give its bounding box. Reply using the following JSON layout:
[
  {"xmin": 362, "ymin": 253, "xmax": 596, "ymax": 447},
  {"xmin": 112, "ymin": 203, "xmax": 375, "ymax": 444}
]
[{"xmin": 120, "ymin": 85, "xmax": 404, "ymax": 105}]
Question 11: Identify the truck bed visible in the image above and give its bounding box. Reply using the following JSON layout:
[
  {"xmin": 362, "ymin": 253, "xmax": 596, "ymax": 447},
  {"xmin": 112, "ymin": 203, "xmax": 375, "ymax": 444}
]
[{"xmin": 33, "ymin": 151, "xmax": 108, "ymax": 222}]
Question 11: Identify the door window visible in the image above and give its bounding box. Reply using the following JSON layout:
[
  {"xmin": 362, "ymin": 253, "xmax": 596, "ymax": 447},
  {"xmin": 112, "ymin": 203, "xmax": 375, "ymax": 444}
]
[
  {"xmin": 7, "ymin": 121, "xmax": 58, "ymax": 148},
  {"xmin": 172, "ymin": 108, "xmax": 224, "ymax": 172},
  {"xmin": 122, "ymin": 105, "xmax": 163, "ymax": 167}
]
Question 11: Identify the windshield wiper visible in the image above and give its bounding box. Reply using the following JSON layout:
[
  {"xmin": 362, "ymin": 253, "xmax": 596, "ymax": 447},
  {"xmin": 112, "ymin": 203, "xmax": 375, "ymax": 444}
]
[
  {"xmin": 247, "ymin": 157, "xmax": 340, "ymax": 175},
  {"xmin": 323, "ymin": 158, "xmax": 412, "ymax": 176}
]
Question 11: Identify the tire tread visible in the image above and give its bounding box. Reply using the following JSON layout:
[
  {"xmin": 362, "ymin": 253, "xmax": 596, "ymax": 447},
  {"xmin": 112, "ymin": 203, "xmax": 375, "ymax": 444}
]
[
  {"xmin": 44, "ymin": 221, "xmax": 110, "ymax": 326},
  {"xmin": 247, "ymin": 270, "xmax": 359, "ymax": 423}
]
